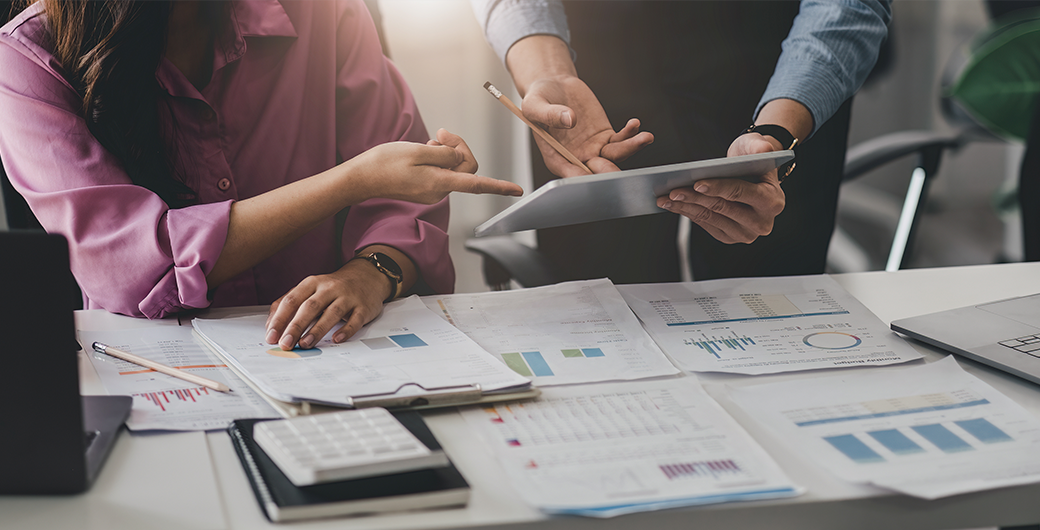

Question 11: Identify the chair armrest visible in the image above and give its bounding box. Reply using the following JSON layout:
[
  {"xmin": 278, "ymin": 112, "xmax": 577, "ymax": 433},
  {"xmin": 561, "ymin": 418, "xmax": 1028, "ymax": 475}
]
[
  {"xmin": 843, "ymin": 130, "xmax": 966, "ymax": 182},
  {"xmin": 464, "ymin": 236, "xmax": 563, "ymax": 289}
]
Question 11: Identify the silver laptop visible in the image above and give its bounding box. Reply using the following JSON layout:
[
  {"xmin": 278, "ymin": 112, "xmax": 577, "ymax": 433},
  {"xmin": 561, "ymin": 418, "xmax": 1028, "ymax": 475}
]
[{"xmin": 891, "ymin": 293, "xmax": 1040, "ymax": 385}]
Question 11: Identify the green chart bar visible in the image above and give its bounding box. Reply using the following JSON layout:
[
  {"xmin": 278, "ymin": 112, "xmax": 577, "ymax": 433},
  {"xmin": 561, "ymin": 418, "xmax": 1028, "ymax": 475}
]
[{"xmin": 501, "ymin": 352, "xmax": 533, "ymax": 377}]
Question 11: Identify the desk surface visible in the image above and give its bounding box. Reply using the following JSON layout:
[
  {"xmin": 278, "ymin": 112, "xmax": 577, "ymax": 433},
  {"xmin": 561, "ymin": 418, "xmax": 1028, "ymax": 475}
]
[{"xmin": 4, "ymin": 262, "xmax": 1040, "ymax": 530}]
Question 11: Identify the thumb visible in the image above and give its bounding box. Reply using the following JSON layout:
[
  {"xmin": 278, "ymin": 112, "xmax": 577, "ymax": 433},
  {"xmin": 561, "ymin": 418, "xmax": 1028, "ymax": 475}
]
[{"xmin": 522, "ymin": 94, "xmax": 575, "ymax": 129}]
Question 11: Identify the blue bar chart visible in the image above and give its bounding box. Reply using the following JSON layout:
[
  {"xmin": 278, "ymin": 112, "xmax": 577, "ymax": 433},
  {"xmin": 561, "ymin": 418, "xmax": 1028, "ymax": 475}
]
[{"xmin": 683, "ymin": 332, "xmax": 756, "ymax": 359}]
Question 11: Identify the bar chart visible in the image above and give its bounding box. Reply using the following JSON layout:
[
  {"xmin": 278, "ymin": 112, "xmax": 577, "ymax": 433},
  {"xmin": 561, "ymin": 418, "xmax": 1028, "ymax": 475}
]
[
  {"xmin": 787, "ymin": 390, "xmax": 1017, "ymax": 464},
  {"xmin": 683, "ymin": 332, "xmax": 756, "ymax": 359},
  {"xmin": 501, "ymin": 348, "xmax": 608, "ymax": 377},
  {"xmin": 825, "ymin": 417, "xmax": 1015, "ymax": 464}
]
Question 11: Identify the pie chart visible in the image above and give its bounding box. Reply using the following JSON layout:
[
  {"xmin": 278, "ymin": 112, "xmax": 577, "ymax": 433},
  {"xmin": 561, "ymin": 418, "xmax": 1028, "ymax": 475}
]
[
  {"xmin": 266, "ymin": 347, "xmax": 323, "ymax": 359},
  {"xmin": 802, "ymin": 332, "xmax": 862, "ymax": 350}
]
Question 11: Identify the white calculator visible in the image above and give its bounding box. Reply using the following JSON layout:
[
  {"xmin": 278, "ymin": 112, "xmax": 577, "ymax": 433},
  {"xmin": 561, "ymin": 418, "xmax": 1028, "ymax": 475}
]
[{"xmin": 254, "ymin": 408, "xmax": 449, "ymax": 486}]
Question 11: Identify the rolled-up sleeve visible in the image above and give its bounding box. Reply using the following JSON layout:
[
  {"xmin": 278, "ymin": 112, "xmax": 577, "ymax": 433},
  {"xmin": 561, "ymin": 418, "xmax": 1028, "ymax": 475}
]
[
  {"xmin": 756, "ymin": 0, "xmax": 891, "ymax": 137},
  {"xmin": 470, "ymin": 0, "xmax": 571, "ymax": 64},
  {"xmin": 333, "ymin": 0, "xmax": 454, "ymax": 294},
  {"xmin": 0, "ymin": 30, "xmax": 228, "ymax": 318}
]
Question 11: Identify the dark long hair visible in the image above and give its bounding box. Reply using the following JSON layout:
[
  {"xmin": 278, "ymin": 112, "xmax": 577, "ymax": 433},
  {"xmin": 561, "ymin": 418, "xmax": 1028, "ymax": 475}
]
[{"xmin": 43, "ymin": 0, "xmax": 196, "ymax": 208}]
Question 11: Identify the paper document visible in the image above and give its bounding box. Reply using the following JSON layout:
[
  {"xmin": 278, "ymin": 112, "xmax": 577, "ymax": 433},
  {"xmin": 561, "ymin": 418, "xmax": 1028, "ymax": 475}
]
[
  {"xmin": 80, "ymin": 326, "xmax": 279, "ymax": 431},
  {"xmin": 618, "ymin": 275, "xmax": 922, "ymax": 374},
  {"xmin": 460, "ymin": 378, "xmax": 800, "ymax": 517},
  {"xmin": 423, "ymin": 279, "xmax": 679, "ymax": 386},
  {"xmin": 192, "ymin": 296, "xmax": 530, "ymax": 407},
  {"xmin": 728, "ymin": 356, "xmax": 1040, "ymax": 499}
]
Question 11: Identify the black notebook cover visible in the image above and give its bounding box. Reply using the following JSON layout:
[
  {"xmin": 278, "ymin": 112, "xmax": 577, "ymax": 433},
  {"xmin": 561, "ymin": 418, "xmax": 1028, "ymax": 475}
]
[{"xmin": 227, "ymin": 412, "xmax": 470, "ymax": 523}]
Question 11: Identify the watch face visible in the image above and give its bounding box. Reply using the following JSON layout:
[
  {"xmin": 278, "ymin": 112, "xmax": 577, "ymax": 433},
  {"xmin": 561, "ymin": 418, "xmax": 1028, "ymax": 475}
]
[{"xmin": 371, "ymin": 252, "xmax": 403, "ymax": 278}]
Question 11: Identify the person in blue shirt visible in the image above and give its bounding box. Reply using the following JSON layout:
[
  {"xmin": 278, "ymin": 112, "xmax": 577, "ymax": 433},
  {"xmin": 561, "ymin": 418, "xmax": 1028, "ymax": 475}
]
[{"xmin": 471, "ymin": 0, "xmax": 892, "ymax": 282}]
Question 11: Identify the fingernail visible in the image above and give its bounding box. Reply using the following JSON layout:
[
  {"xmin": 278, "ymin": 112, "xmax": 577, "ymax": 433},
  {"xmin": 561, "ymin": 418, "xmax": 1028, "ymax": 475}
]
[
  {"xmin": 333, "ymin": 332, "xmax": 346, "ymax": 343},
  {"xmin": 279, "ymin": 335, "xmax": 294, "ymax": 350},
  {"xmin": 672, "ymin": 193, "xmax": 685, "ymax": 202},
  {"xmin": 265, "ymin": 328, "xmax": 279, "ymax": 344},
  {"xmin": 661, "ymin": 201, "xmax": 672, "ymax": 209},
  {"xmin": 695, "ymin": 184, "xmax": 708, "ymax": 193},
  {"xmin": 300, "ymin": 335, "xmax": 314, "ymax": 349},
  {"xmin": 561, "ymin": 111, "xmax": 573, "ymax": 128}
]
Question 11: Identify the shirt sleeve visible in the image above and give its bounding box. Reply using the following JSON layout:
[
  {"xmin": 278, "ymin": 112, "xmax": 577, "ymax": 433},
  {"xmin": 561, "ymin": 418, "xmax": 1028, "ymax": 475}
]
[
  {"xmin": 470, "ymin": 0, "xmax": 571, "ymax": 64},
  {"xmin": 333, "ymin": 0, "xmax": 455, "ymax": 295},
  {"xmin": 755, "ymin": 0, "xmax": 892, "ymax": 138},
  {"xmin": 0, "ymin": 31, "xmax": 228, "ymax": 319}
]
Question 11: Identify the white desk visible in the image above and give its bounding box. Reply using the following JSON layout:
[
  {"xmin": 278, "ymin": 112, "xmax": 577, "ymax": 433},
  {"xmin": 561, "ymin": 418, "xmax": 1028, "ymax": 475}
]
[{"xmin": 4, "ymin": 262, "xmax": 1040, "ymax": 530}]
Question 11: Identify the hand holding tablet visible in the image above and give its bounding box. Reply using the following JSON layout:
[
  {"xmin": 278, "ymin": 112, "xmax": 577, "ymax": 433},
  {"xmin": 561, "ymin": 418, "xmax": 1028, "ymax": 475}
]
[{"xmin": 474, "ymin": 151, "xmax": 794, "ymax": 237}]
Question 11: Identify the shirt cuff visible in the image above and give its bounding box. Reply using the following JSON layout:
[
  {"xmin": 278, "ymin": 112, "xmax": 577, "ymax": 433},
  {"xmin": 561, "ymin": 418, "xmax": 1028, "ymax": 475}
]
[
  {"xmin": 755, "ymin": 55, "xmax": 846, "ymax": 139},
  {"xmin": 481, "ymin": 0, "xmax": 572, "ymax": 64},
  {"xmin": 139, "ymin": 200, "xmax": 232, "ymax": 318}
]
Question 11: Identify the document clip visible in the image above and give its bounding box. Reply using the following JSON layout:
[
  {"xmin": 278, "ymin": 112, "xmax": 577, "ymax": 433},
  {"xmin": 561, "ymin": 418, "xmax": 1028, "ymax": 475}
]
[{"xmin": 346, "ymin": 383, "xmax": 484, "ymax": 409}]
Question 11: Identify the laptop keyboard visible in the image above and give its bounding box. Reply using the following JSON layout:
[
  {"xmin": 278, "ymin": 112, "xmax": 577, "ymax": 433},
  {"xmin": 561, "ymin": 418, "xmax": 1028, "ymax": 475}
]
[{"xmin": 999, "ymin": 334, "xmax": 1040, "ymax": 356}]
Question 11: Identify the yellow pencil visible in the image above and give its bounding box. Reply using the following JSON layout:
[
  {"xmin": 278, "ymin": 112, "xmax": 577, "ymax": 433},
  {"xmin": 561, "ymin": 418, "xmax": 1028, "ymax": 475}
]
[
  {"xmin": 92, "ymin": 341, "xmax": 232, "ymax": 393},
  {"xmin": 484, "ymin": 82, "xmax": 592, "ymax": 175}
]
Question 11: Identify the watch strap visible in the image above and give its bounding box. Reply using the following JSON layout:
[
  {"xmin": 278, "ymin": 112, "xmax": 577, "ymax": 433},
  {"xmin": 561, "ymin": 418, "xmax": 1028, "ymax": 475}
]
[
  {"xmin": 356, "ymin": 252, "xmax": 404, "ymax": 303},
  {"xmin": 740, "ymin": 124, "xmax": 799, "ymax": 182}
]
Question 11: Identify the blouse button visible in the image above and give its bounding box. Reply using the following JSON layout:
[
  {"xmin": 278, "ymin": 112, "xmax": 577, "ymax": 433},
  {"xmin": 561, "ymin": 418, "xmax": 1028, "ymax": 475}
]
[
  {"xmin": 202, "ymin": 108, "xmax": 216, "ymax": 121},
  {"xmin": 217, "ymin": 178, "xmax": 231, "ymax": 191}
]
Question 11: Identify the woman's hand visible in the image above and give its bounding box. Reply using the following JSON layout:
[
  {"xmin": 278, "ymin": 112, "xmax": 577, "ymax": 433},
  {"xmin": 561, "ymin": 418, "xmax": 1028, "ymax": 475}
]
[
  {"xmin": 348, "ymin": 129, "xmax": 522, "ymax": 203},
  {"xmin": 264, "ymin": 254, "xmax": 398, "ymax": 351}
]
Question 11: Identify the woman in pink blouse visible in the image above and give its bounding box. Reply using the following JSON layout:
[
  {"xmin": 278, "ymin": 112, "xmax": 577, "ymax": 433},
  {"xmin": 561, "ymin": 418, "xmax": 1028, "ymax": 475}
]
[{"xmin": 0, "ymin": 0, "xmax": 521, "ymax": 349}]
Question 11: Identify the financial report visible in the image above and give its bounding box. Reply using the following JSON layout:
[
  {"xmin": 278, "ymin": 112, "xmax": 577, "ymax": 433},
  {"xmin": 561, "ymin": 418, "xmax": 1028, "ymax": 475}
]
[
  {"xmin": 728, "ymin": 356, "xmax": 1040, "ymax": 499},
  {"xmin": 193, "ymin": 296, "xmax": 530, "ymax": 406},
  {"xmin": 461, "ymin": 378, "xmax": 800, "ymax": 517},
  {"xmin": 80, "ymin": 326, "xmax": 278, "ymax": 431},
  {"xmin": 618, "ymin": 275, "xmax": 922, "ymax": 374},
  {"xmin": 424, "ymin": 279, "xmax": 679, "ymax": 386}
]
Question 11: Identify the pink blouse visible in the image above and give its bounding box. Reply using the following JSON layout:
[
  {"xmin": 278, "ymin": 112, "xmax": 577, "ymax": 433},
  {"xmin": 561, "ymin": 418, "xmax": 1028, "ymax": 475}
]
[{"xmin": 0, "ymin": 0, "xmax": 454, "ymax": 318}]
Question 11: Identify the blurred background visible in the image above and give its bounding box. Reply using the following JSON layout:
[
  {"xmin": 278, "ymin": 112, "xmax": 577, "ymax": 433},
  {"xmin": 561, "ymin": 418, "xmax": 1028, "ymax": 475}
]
[{"xmin": 0, "ymin": 0, "xmax": 1026, "ymax": 294}]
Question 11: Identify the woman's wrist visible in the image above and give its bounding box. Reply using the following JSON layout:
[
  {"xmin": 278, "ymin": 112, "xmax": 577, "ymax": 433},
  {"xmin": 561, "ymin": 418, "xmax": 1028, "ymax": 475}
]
[{"xmin": 351, "ymin": 245, "xmax": 417, "ymax": 302}]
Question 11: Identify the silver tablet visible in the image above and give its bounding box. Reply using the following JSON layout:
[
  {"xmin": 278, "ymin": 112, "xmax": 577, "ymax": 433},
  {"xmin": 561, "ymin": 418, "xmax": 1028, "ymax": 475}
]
[{"xmin": 474, "ymin": 150, "xmax": 794, "ymax": 237}]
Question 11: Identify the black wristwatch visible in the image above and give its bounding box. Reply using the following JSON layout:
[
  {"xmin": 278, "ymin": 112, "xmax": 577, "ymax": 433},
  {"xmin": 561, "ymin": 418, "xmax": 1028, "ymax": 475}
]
[
  {"xmin": 356, "ymin": 251, "xmax": 404, "ymax": 303},
  {"xmin": 740, "ymin": 124, "xmax": 799, "ymax": 182}
]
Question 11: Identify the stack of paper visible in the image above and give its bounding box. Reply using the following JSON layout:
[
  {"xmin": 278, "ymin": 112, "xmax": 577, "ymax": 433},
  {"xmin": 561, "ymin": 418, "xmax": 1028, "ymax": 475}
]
[
  {"xmin": 423, "ymin": 279, "xmax": 679, "ymax": 385},
  {"xmin": 80, "ymin": 326, "xmax": 279, "ymax": 431},
  {"xmin": 728, "ymin": 356, "xmax": 1040, "ymax": 499},
  {"xmin": 618, "ymin": 275, "xmax": 923, "ymax": 374},
  {"xmin": 192, "ymin": 296, "xmax": 533, "ymax": 410},
  {"xmin": 461, "ymin": 377, "xmax": 801, "ymax": 517}
]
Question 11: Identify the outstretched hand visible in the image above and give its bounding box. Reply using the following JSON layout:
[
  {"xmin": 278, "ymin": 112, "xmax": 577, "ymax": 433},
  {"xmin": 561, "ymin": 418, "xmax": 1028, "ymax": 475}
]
[
  {"xmin": 522, "ymin": 76, "xmax": 653, "ymax": 177},
  {"xmin": 349, "ymin": 128, "xmax": 522, "ymax": 203},
  {"xmin": 657, "ymin": 133, "xmax": 786, "ymax": 244}
]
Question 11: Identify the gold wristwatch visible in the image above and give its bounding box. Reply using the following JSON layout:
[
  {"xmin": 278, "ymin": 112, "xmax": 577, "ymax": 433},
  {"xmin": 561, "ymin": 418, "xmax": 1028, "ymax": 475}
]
[{"xmin": 356, "ymin": 251, "xmax": 404, "ymax": 303}]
